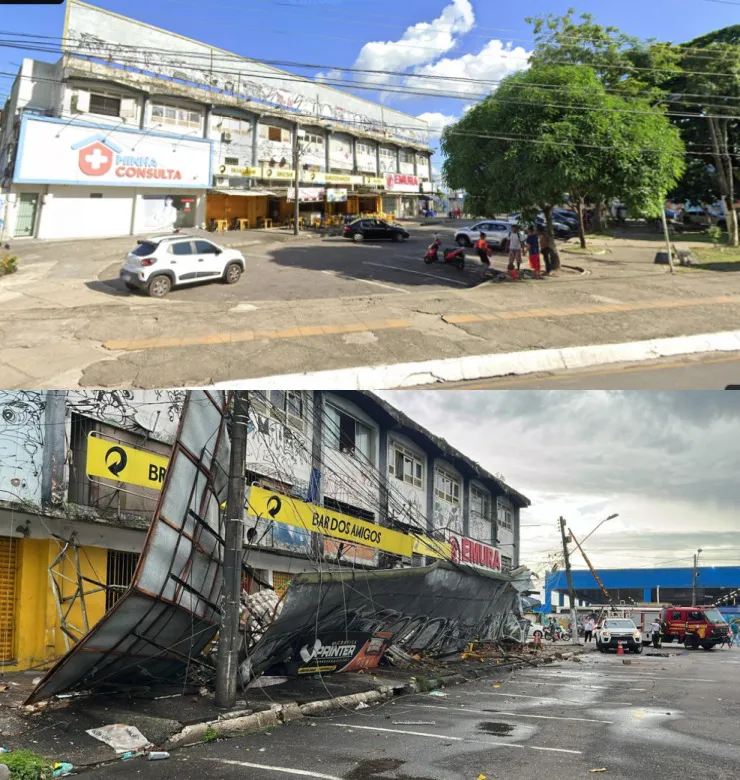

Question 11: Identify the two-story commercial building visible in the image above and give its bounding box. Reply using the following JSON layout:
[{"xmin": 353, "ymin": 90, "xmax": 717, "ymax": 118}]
[
  {"xmin": 0, "ymin": 1, "xmax": 433, "ymax": 241},
  {"xmin": 0, "ymin": 390, "xmax": 528, "ymax": 670}
]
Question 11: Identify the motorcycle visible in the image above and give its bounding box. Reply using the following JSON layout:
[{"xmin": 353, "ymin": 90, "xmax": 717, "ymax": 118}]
[{"xmin": 424, "ymin": 238, "xmax": 465, "ymax": 270}]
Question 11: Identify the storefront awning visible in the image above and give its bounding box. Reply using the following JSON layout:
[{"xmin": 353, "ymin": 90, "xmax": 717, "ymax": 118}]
[{"xmin": 210, "ymin": 189, "xmax": 277, "ymax": 197}]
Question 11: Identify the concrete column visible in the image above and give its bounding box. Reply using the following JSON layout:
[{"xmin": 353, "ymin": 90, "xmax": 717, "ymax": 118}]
[
  {"xmin": 377, "ymin": 425, "xmax": 395, "ymax": 568},
  {"xmin": 41, "ymin": 391, "xmax": 67, "ymax": 507},
  {"xmin": 426, "ymin": 459, "xmax": 435, "ymax": 535},
  {"xmin": 643, "ymin": 587, "xmax": 651, "ymax": 603},
  {"xmin": 203, "ymin": 105, "xmax": 211, "ymax": 140},
  {"xmin": 395, "ymin": 147, "xmax": 400, "ymax": 174},
  {"xmin": 324, "ymin": 131, "xmax": 331, "ymax": 172},
  {"xmin": 513, "ymin": 504, "xmax": 520, "ymax": 567},
  {"xmin": 309, "ymin": 391, "xmax": 324, "ymax": 561},
  {"xmin": 375, "ymin": 144, "xmax": 380, "ymax": 177},
  {"xmin": 139, "ymin": 95, "xmax": 148, "ymax": 130},
  {"xmin": 352, "ymin": 137, "xmax": 358, "ymax": 174},
  {"xmin": 462, "ymin": 476, "xmax": 470, "ymax": 538},
  {"xmin": 251, "ymin": 114, "xmax": 259, "ymax": 168}
]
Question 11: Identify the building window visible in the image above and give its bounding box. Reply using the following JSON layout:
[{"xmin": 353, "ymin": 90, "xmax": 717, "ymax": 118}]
[
  {"xmin": 357, "ymin": 143, "xmax": 374, "ymax": 156},
  {"xmin": 151, "ymin": 104, "xmax": 201, "ymax": 129},
  {"xmin": 89, "ymin": 193, "xmax": 103, "ymax": 199},
  {"xmin": 498, "ymin": 502, "xmax": 513, "ymax": 531},
  {"xmin": 501, "ymin": 555, "xmax": 512, "ymax": 572},
  {"xmin": 325, "ymin": 404, "xmax": 372, "ymax": 460},
  {"xmin": 471, "ymin": 486, "xmax": 492, "ymax": 521},
  {"xmin": 304, "ymin": 133, "xmax": 324, "ymax": 145},
  {"xmin": 388, "ymin": 443, "xmax": 424, "ymax": 488},
  {"xmin": 89, "ymin": 93, "xmax": 121, "ymax": 118},
  {"xmin": 260, "ymin": 125, "xmax": 290, "ymax": 143},
  {"xmin": 106, "ymin": 550, "xmax": 140, "ymax": 610},
  {"xmin": 224, "ymin": 156, "xmax": 239, "ymax": 166},
  {"xmin": 250, "ymin": 391, "xmax": 306, "ymax": 432},
  {"xmin": 379, "ymin": 148, "xmax": 396, "ymax": 158},
  {"xmin": 434, "ymin": 468, "xmax": 460, "ymax": 505},
  {"xmin": 216, "ymin": 116, "xmax": 252, "ymax": 136},
  {"xmin": 399, "ymin": 150, "xmax": 414, "ymax": 163}
]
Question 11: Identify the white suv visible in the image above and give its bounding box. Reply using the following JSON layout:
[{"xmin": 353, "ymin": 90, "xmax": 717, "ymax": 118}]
[
  {"xmin": 120, "ymin": 234, "xmax": 246, "ymax": 298},
  {"xmin": 454, "ymin": 220, "xmax": 513, "ymax": 249}
]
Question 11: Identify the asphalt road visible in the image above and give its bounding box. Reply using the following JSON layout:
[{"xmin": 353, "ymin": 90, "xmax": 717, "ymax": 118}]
[
  {"xmin": 98, "ymin": 231, "xmax": 504, "ymax": 302},
  {"xmin": 435, "ymin": 352, "xmax": 740, "ymax": 390},
  {"xmin": 77, "ymin": 646, "xmax": 740, "ymax": 780}
]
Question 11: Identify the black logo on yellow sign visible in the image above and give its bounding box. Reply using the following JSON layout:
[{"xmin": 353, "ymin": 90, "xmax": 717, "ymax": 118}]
[{"xmin": 105, "ymin": 446, "xmax": 128, "ymax": 477}]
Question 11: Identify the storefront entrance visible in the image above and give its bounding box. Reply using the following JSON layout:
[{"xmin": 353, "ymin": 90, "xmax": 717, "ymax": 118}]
[{"xmin": 15, "ymin": 193, "xmax": 39, "ymax": 237}]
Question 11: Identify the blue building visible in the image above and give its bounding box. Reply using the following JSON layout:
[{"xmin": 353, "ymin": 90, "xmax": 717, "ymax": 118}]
[{"xmin": 543, "ymin": 566, "xmax": 740, "ymax": 612}]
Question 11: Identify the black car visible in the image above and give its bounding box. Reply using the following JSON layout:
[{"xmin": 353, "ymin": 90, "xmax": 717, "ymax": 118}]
[{"xmin": 343, "ymin": 218, "xmax": 409, "ymax": 243}]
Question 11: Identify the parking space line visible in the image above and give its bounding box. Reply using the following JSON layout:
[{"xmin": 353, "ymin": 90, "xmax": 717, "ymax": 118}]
[
  {"xmin": 330, "ymin": 723, "xmax": 582, "ymax": 754},
  {"xmin": 415, "ymin": 704, "xmax": 613, "ymax": 723},
  {"xmin": 362, "ymin": 261, "xmax": 469, "ymax": 286},
  {"xmin": 204, "ymin": 758, "xmax": 343, "ymax": 779},
  {"xmin": 320, "ymin": 269, "xmax": 410, "ymax": 294},
  {"xmin": 512, "ymin": 681, "xmax": 644, "ymax": 690}
]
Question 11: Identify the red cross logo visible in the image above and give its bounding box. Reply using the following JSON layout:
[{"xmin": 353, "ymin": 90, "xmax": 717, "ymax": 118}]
[{"xmin": 78, "ymin": 141, "xmax": 114, "ymax": 176}]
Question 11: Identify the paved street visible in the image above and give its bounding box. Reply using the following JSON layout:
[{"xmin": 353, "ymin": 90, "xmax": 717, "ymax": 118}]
[
  {"xmin": 434, "ymin": 351, "xmax": 740, "ymax": 389},
  {"xmin": 75, "ymin": 647, "xmax": 740, "ymax": 780},
  {"xmin": 3, "ymin": 223, "xmax": 740, "ymax": 388}
]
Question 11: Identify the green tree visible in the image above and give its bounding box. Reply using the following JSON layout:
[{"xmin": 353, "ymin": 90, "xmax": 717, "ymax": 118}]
[{"xmin": 442, "ymin": 64, "xmax": 684, "ymax": 254}]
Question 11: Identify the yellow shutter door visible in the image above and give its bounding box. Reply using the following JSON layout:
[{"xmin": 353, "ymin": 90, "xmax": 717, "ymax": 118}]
[{"xmin": 0, "ymin": 537, "xmax": 18, "ymax": 663}]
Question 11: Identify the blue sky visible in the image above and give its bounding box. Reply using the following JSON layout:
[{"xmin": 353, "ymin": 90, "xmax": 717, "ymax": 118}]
[{"xmin": 1, "ymin": 0, "xmax": 737, "ymax": 167}]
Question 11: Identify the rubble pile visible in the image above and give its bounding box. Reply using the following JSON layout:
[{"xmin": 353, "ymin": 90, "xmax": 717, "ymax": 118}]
[{"xmin": 242, "ymin": 590, "xmax": 283, "ymax": 649}]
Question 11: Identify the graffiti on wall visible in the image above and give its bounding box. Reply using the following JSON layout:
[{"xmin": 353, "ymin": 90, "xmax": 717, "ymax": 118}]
[
  {"xmin": 67, "ymin": 390, "xmax": 185, "ymax": 443},
  {"xmin": 64, "ymin": 3, "xmax": 429, "ymax": 145},
  {"xmin": 434, "ymin": 499, "xmax": 463, "ymax": 535},
  {"xmin": 0, "ymin": 391, "xmax": 45, "ymax": 504}
]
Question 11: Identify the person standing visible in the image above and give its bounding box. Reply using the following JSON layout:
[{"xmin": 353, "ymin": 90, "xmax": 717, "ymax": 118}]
[
  {"xmin": 651, "ymin": 618, "xmax": 662, "ymax": 648},
  {"xmin": 475, "ymin": 232, "xmax": 491, "ymax": 270},
  {"xmin": 584, "ymin": 617, "xmax": 594, "ymax": 643},
  {"xmin": 525, "ymin": 226, "xmax": 541, "ymax": 279},
  {"xmin": 732, "ymin": 621, "xmax": 739, "ymax": 646},
  {"xmin": 537, "ymin": 226, "xmax": 553, "ymax": 275},
  {"xmin": 508, "ymin": 224, "xmax": 523, "ymax": 272}
]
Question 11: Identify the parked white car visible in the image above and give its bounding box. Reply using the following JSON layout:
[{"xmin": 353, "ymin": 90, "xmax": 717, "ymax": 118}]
[
  {"xmin": 454, "ymin": 220, "xmax": 513, "ymax": 249},
  {"xmin": 119, "ymin": 234, "xmax": 246, "ymax": 298},
  {"xmin": 595, "ymin": 618, "xmax": 643, "ymax": 653}
]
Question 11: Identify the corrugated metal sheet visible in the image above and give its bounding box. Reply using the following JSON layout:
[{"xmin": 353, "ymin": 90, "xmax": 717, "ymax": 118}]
[{"xmin": 0, "ymin": 537, "xmax": 17, "ymax": 663}]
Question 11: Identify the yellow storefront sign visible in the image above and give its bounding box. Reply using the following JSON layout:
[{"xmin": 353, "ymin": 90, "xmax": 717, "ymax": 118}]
[
  {"xmin": 219, "ymin": 165, "xmax": 261, "ymax": 177},
  {"xmin": 249, "ymin": 486, "xmax": 414, "ymax": 558},
  {"xmin": 262, "ymin": 167, "xmax": 295, "ymax": 180},
  {"xmin": 363, "ymin": 176, "xmax": 386, "ymax": 187},
  {"xmin": 86, "ymin": 435, "xmax": 169, "ymax": 491},
  {"xmin": 412, "ymin": 535, "xmax": 451, "ymax": 560}
]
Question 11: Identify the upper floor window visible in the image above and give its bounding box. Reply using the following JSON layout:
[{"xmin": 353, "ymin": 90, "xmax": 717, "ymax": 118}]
[
  {"xmin": 90, "ymin": 93, "xmax": 121, "ymax": 118},
  {"xmin": 471, "ymin": 486, "xmax": 492, "ymax": 521},
  {"xmin": 434, "ymin": 468, "xmax": 460, "ymax": 505},
  {"xmin": 151, "ymin": 104, "xmax": 201, "ymax": 129},
  {"xmin": 498, "ymin": 501, "xmax": 513, "ymax": 530},
  {"xmin": 379, "ymin": 147, "xmax": 396, "ymax": 158},
  {"xmin": 399, "ymin": 150, "xmax": 414, "ymax": 164},
  {"xmin": 260, "ymin": 125, "xmax": 291, "ymax": 143},
  {"xmin": 216, "ymin": 116, "xmax": 252, "ymax": 136},
  {"xmin": 250, "ymin": 390, "xmax": 306, "ymax": 433},
  {"xmin": 325, "ymin": 404, "xmax": 371, "ymax": 460},
  {"xmin": 357, "ymin": 143, "xmax": 375, "ymax": 155},
  {"xmin": 304, "ymin": 132, "xmax": 325, "ymax": 145},
  {"xmin": 389, "ymin": 443, "xmax": 424, "ymax": 488}
]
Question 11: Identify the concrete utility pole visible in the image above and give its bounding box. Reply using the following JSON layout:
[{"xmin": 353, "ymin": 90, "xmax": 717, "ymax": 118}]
[
  {"xmin": 559, "ymin": 516, "xmax": 580, "ymax": 646},
  {"xmin": 660, "ymin": 208, "xmax": 676, "ymax": 275},
  {"xmin": 293, "ymin": 125, "xmax": 304, "ymax": 237},
  {"xmin": 215, "ymin": 391, "xmax": 249, "ymax": 708},
  {"xmin": 692, "ymin": 548, "xmax": 703, "ymax": 607}
]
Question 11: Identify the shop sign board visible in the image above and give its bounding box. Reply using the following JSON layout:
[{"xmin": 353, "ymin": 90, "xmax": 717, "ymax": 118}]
[
  {"xmin": 385, "ymin": 173, "xmax": 420, "ymax": 193},
  {"xmin": 287, "ymin": 187, "xmax": 325, "ymax": 202},
  {"xmin": 218, "ymin": 164, "xmax": 260, "ymax": 177},
  {"xmin": 363, "ymin": 176, "xmax": 386, "ymax": 187},
  {"xmin": 248, "ymin": 486, "xmax": 414, "ymax": 557},
  {"xmin": 86, "ymin": 434, "xmax": 169, "ymax": 490},
  {"xmin": 326, "ymin": 188, "xmax": 347, "ymax": 203},
  {"xmin": 15, "ymin": 116, "xmax": 211, "ymax": 188},
  {"xmin": 448, "ymin": 530, "xmax": 501, "ymax": 572},
  {"xmin": 285, "ymin": 631, "xmax": 392, "ymax": 675},
  {"xmin": 262, "ymin": 166, "xmax": 296, "ymax": 180}
]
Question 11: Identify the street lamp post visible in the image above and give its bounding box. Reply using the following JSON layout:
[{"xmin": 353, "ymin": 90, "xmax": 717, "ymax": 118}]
[{"xmin": 692, "ymin": 548, "xmax": 703, "ymax": 607}]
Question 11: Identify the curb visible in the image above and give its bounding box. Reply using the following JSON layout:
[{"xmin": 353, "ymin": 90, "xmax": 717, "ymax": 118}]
[
  {"xmin": 212, "ymin": 329, "xmax": 740, "ymax": 390},
  {"xmin": 165, "ymin": 650, "xmax": 582, "ymax": 749}
]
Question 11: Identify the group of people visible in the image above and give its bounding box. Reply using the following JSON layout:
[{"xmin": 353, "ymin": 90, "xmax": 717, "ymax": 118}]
[{"xmin": 474, "ymin": 224, "xmax": 554, "ymax": 280}]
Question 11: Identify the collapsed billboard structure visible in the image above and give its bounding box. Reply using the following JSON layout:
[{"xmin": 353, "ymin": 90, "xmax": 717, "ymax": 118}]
[
  {"xmin": 244, "ymin": 562, "xmax": 527, "ymax": 681},
  {"xmin": 27, "ymin": 390, "xmax": 230, "ymax": 704}
]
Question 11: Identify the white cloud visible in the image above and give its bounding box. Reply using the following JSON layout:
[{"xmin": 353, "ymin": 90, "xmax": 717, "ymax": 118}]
[
  {"xmin": 410, "ymin": 38, "xmax": 530, "ymax": 97},
  {"xmin": 416, "ymin": 111, "xmax": 458, "ymax": 136},
  {"xmin": 316, "ymin": 0, "xmax": 474, "ymax": 88}
]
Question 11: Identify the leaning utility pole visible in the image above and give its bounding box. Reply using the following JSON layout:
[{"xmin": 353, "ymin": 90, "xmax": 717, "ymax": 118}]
[
  {"xmin": 559, "ymin": 517, "xmax": 580, "ymax": 646},
  {"xmin": 215, "ymin": 391, "xmax": 249, "ymax": 708}
]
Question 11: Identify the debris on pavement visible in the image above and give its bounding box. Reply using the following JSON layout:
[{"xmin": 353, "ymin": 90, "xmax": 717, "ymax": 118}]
[
  {"xmin": 52, "ymin": 761, "xmax": 74, "ymax": 776},
  {"xmin": 86, "ymin": 724, "xmax": 152, "ymax": 754},
  {"xmin": 428, "ymin": 690, "xmax": 448, "ymax": 697},
  {"xmin": 392, "ymin": 721, "xmax": 436, "ymax": 725},
  {"xmin": 147, "ymin": 752, "xmax": 170, "ymax": 761},
  {"xmin": 590, "ymin": 769, "xmax": 607, "ymax": 773},
  {"xmin": 355, "ymin": 702, "xmax": 370, "ymax": 710}
]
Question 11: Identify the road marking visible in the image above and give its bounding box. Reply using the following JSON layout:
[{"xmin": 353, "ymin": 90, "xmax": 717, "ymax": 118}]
[
  {"xmin": 415, "ymin": 704, "xmax": 613, "ymax": 724},
  {"xmin": 512, "ymin": 681, "xmax": 645, "ymax": 691},
  {"xmin": 362, "ymin": 261, "xmax": 469, "ymax": 286},
  {"xmin": 320, "ymin": 269, "xmax": 409, "ymax": 294},
  {"xmin": 204, "ymin": 759, "xmax": 343, "ymax": 779},
  {"xmin": 525, "ymin": 672, "xmax": 718, "ymax": 683},
  {"xmin": 330, "ymin": 724, "xmax": 582, "ymax": 754}
]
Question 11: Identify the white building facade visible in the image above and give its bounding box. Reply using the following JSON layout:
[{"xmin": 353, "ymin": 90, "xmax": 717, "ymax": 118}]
[{"xmin": 0, "ymin": 1, "xmax": 433, "ymax": 240}]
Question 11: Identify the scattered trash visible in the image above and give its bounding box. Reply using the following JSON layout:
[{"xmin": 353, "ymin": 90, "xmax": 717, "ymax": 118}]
[
  {"xmin": 589, "ymin": 770, "xmax": 607, "ymax": 774},
  {"xmin": 32, "ymin": 677, "xmax": 42, "ymax": 685},
  {"xmin": 86, "ymin": 724, "xmax": 152, "ymax": 754},
  {"xmin": 0, "ymin": 684, "xmax": 8, "ymax": 692},
  {"xmin": 52, "ymin": 762, "xmax": 74, "ymax": 777},
  {"xmin": 250, "ymin": 676, "xmax": 289, "ymax": 689},
  {"xmin": 199, "ymin": 687, "xmax": 210, "ymax": 696},
  {"xmin": 259, "ymin": 748, "xmax": 266, "ymax": 752},
  {"xmin": 392, "ymin": 721, "xmax": 436, "ymax": 726},
  {"xmin": 120, "ymin": 751, "xmax": 147, "ymax": 761},
  {"xmin": 0, "ymin": 749, "xmax": 7, "ymax": 754},
  {"xmin": 355, "ymin": 702, "xmax": 370, "ymax": 710},
  {"xmin": 148, "ymin": 752, "xmax": 170, "ymax": 761},
  {"xmin": 493, "ymin": 685, "xmax": 501, "ymax": 689},
  {"xmin": 622, "ymin": 659, "xmax": 632, "ymax": 665},
  {"xmin": 428, "ymin": 691, "xmax": 447, "ymax": 697},
  {"xmin": 154, "ymin": 694, "xmax": 181, "ymax": 700},
  {"xmin": 477, "ymin": 775, "xmax": 487, "ymax": 780}
]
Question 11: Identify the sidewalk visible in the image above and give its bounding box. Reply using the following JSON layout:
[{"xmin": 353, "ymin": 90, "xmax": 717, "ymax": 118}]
[
  {"xmin": 0, "ymin": 644, "xmax": 578, "ymax": 772},
  {"xmin": 2, "ymin": 230, "xmax": 740, "ymax": 388}
]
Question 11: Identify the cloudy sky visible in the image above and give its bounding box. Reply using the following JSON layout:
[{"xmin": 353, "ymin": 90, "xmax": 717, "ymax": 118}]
[{"xmin": 380, "ymin": 391, "xmax": 740, "ymax": 580}]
